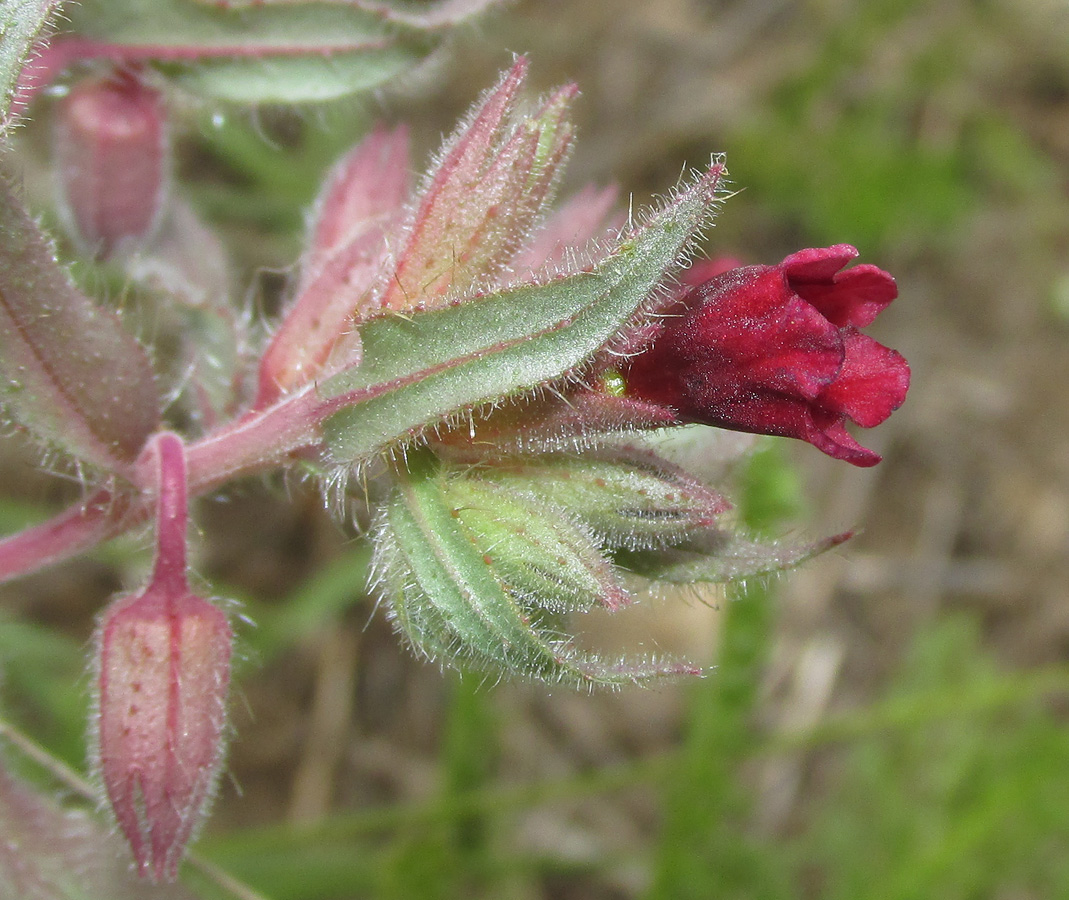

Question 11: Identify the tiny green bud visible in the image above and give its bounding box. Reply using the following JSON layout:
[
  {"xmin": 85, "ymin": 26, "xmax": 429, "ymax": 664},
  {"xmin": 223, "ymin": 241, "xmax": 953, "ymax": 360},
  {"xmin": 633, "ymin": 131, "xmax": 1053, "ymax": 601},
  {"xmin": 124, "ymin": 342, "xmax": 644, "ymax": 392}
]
[{"xmin": 600, "ymin": 370, "xmax": 627, "ymax": 397}]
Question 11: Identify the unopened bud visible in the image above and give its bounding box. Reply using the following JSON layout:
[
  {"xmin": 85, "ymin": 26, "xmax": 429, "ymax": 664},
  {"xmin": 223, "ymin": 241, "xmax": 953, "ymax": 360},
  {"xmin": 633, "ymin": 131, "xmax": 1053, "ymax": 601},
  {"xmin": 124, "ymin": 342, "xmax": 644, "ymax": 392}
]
[
  {"xmin": 94, "ymin": 587, "xmax": 231, "ymax": 882},
  {"xmin": 373, "ymin": 451, "xmax": 698, "ymax": 686},
  {"xmin": 92, "ymin": 432, "xmax": 230, "ymax": 881},
  {"xmin": 54, "ymin": 69, "xmax": 168, "ymax": 258}
]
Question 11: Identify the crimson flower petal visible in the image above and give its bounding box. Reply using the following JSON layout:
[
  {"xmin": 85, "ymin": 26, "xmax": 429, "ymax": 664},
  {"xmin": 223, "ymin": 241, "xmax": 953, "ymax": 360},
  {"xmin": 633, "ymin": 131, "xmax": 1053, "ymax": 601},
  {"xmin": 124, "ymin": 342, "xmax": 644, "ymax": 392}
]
[
  {"xmin": 623, "ymin": 246, "xmax": 910, "ymax": 466},
  {"xmin": 784, "ymin": 245, "xmax": 898, "ymax": 327},
  {"xmin": 818, "ymin": 330, "xmax": 910, "ymax": 428}
]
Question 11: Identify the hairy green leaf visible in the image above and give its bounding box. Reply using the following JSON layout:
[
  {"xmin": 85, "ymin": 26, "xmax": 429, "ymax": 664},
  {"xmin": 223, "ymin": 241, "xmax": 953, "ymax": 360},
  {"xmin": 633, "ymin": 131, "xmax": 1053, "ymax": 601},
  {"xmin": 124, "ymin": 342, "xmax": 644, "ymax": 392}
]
[
  {"xmin": 65, "ymin": 0, "xmax": 440, "ymax": 103},
  {"xmin": 443, "ymin": 474, "xmax": 630, "ymax": 614},
  {"xmin": 617, "ymin": 530, "xmax": 851, "ymax": 584},
  {"xmin": 481, "ymin": 449, "xmax": 729, "ymax": 550},
  {"xmin": 322, "ymin": 164, "xmax": 724, "ymax": 463},
  {"xmin": 0, "ymin": 0, "xmax": 61, "ymax": 133}
]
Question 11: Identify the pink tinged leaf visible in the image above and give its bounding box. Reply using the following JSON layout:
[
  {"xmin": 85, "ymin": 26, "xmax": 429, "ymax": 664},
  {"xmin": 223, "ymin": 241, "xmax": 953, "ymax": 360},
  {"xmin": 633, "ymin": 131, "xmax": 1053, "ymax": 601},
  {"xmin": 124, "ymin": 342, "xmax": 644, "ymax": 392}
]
[
  {"xmin": 0, "ymin": 173, "xmax": 160, "ymax": 473},
  {"xmin": 375, "ymin": 59, "xmax": 577, "ymax": 312},
  {"xmin": 462, "ymin": 82, "xmax": 577, "ymax": 283},
  {"xmin": 256, "ymin": 126, "xmax": 410, "ymax": 406},
  {"xmin": 94, "ymin": 433, "xmax": 232, "ymax": 882},
  {"xmin": 53, "ymin": 70, "xmax": 170, "ymax": 259},
  {"xmin": 0, "ymin": 762, "xmax": 203, "ymax": 900},
  {"xmin": 300, "ymin": 125, "xmax": 411, "ymax": 286},
  {"xmin": 511, "ymin": 183, "xmax": 623, "ymax": 278}
]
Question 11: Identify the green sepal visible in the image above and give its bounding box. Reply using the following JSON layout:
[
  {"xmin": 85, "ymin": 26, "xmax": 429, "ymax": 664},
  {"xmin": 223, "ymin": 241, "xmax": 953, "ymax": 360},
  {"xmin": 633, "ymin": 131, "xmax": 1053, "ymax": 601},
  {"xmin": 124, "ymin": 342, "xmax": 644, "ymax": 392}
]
[
  {"xmin": 372, "ymin": 451, "xmax": 697, "ymax": 687},
  {"xmin": 322, "ymin": 164, "xmax": 724, "ymax": 463},
  {"xmin": 480, "ymin": 449, "xmax": 730, "ymax": 550},
  {"xmin": 616, "ymin": 530, "xmax": 852, "ymax": 585}
]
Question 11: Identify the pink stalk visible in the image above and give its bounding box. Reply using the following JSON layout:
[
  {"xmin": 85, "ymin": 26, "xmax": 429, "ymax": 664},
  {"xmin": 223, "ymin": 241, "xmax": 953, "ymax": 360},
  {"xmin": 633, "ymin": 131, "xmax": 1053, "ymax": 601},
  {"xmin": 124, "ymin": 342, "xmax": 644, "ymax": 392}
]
[
  {"xmin": 0, "ymin": 381, "xmax": 383, "ymax": 583},
  {"xmin": 0, "ymin": 487, "xmax": 135, "ymax": 583},
  {"xmin": 146, "ymin": 433, "xmax": 188, "ymax": 594}
]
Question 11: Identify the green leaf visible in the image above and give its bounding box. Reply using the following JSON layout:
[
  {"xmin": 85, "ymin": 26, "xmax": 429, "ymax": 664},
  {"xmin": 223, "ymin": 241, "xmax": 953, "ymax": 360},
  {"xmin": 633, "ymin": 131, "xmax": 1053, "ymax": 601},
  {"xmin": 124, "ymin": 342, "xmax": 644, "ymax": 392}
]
[
  {"xmin": 322, "ymin": 164, "xmax": 724, "ymax": 463},
  {"xmin": 0, "ymin": 0, "xmax": 61, "ymax": 133},
  {"xmin": 443, "ymin": 474, "xmax": 630, "ymax": 614},
  {"xmin": 0, "ymin": 172, "xmax": 160, "ymax": 472},
  {"xmin": 66, "ymin": 0, "xmax": 439, "ymax": 104},
  {"xmin": 174, "ymin": 47, "xmax": 423, "ymax": 104}
]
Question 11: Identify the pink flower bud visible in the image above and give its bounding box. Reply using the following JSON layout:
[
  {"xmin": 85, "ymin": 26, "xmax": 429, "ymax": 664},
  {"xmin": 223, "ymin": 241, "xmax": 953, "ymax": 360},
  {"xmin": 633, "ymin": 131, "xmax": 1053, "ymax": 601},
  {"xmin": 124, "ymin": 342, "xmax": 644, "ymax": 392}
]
[
  {"xmin": 54, "ymin": 69, "xmax": 168, "ymax": 258},
  {"xmin": 92, "ymin": 432, "xmax": 231, "ymax": 881},
  {"xmin": 95, "ymin": 588, "xmax": 231, "ymax": 882}
]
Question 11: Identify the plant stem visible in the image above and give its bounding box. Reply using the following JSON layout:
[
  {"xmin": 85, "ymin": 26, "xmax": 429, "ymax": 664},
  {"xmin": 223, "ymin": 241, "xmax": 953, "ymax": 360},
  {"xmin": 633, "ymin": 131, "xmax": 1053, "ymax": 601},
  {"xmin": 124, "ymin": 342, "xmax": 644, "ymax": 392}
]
[{"xmin": 0, "ymin": 384, "xmax": 361, "ymax": 583}]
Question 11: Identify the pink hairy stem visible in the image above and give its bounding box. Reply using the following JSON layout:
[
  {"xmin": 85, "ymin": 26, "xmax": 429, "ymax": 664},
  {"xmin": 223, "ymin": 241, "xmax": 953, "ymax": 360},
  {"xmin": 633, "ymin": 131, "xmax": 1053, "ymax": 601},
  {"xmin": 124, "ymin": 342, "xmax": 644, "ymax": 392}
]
[{"xmin": 0, "ymin": 378, "xmax": 397, "ymax": 583}]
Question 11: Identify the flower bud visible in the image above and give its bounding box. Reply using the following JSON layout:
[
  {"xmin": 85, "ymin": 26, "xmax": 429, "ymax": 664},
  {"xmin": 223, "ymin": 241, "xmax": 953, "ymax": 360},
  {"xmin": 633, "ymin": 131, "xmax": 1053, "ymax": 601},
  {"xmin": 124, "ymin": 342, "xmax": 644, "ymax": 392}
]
[
  {"xmin": 94, "ymin": 587, "xmax": 231, "ymax": 882},
  {"xmin": 54, "ymin": 69, "xmax": 168, "ymax": 258},
  {"xmin": 92, "ymin": 432, "xmax": 230, "ymax": 881},
  {"xmin": 372, "ymin": 451, "xmax": 698, "ymax": 687}
]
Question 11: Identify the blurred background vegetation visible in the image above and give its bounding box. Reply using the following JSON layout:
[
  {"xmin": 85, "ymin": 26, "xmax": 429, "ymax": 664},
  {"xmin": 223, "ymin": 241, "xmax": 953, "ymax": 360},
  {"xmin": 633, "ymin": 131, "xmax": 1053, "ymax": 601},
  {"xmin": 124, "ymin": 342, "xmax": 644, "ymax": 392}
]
[{"xmin": 3, "ymin": 0, "xmax": 1069, "ymax": 897}]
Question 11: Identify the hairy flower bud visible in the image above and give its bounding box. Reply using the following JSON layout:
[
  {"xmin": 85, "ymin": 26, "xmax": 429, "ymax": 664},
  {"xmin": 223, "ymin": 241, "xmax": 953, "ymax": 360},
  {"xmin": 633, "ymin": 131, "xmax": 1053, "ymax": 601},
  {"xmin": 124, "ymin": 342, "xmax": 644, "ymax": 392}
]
[
  {"xmin": 91, "ymin": 432, "xmax": 231, "ymax": 881},
  {"xmin": 54, "ymin": 69, "xmax": 168, "ymax": 258},
  {"xmin": 371, "ymin": 450, "xmax": 703, "ymax": 686},
  {"xmin": 95, "ymin": 588, "xmax": 231, "ymax": 882}
]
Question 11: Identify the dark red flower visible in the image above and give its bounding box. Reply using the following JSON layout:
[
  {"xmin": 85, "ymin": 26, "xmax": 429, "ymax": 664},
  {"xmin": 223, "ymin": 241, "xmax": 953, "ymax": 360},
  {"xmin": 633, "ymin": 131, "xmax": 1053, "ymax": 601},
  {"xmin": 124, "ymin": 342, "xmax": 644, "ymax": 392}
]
[{"xmin": 623, "ymin": 245, "xmax": 910, "ymax": 466}]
